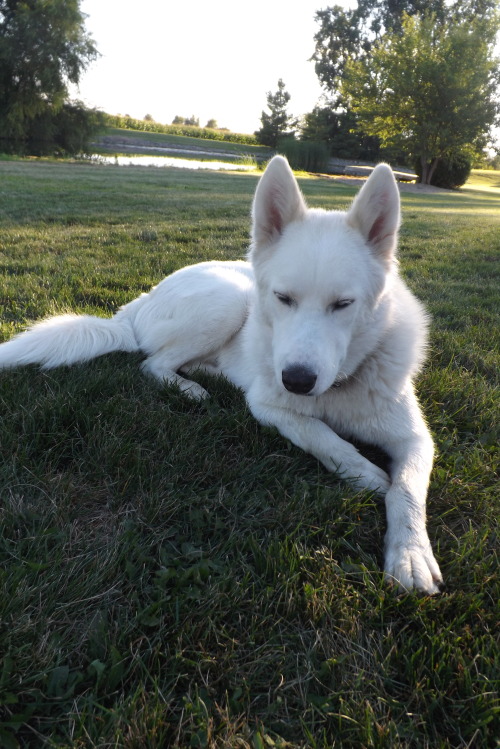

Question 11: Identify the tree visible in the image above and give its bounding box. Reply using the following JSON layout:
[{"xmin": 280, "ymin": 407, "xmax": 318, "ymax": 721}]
[
  {"xmin": 311, "ymin": 0, "xmax": 447, "ymax": 104},
  {"xmin": 255, "ymin": 79, "xmax": 296, "ymax": 148},
  {"xmin": 0, "ymin": 0, "xmax": 98, "ymax": 152},
  {"xmin": 308, "ymin": 1, "xmax": 448, "ymax": 161},
  {"xmin": 206, "ymin": 119, "xmax": 218, "ymax": 129},
  {"xmin": 342, "ymin": 12, "xmax": 500, "ymax": 183},
  {"xmin": 27, "ymin": 99, "xmax": 104, "ymax": 155},
  {"xmin": 301, "ymin": 105, "xmax": 381, "ymax": 161}
]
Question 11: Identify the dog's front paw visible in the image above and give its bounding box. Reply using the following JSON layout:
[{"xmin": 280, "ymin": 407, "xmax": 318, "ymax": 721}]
[
  {"xmin": 177, "ymin": 380, "xmax": 210, "ymax": 401},
  {"xmin": 364, "ymin": 464, "xmax": 391, "ymax": 495},
  {"xmin": 384, "ymin": 541, "xmax": 443, "ymax": 595},
  {"xmin": 350, "ymin": 461, "xmax": 391, "ymax": 496},
  {"xmin": 344, "ymin": 455, "xmax": 391, "ymax": 497}
]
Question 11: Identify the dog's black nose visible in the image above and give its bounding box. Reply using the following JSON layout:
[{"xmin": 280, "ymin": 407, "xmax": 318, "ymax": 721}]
[{"xmin": 282, "ymin": 365, "xmax": 317, "ymax": 395}]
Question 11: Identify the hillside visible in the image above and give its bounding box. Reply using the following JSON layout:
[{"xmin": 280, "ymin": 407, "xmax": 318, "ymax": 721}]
[{"xmin": 93, "ymin": 127, "xmax": 271, "ymax": 163}]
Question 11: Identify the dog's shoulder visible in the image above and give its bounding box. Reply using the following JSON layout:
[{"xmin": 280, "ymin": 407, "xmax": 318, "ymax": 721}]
[{"xmin": 356, "ymin": 274, "xmax": 429, "ymax": 396}]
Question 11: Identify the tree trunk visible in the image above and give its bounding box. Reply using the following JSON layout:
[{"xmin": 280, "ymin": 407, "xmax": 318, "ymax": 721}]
[
  {"xmin": 420, "ymin": 155, "xmax": 430, "ymax": 184},
  {"xmin": 427, "ymin": 158, "xmax": 440, "ymax": 185},
  {"xmin": 420, "ymin": 156, "xmax": 440, "ymax": 185}
]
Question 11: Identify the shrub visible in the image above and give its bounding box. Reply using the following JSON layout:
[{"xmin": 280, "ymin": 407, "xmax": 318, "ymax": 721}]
[
  {"xmin": 416, "ymin": 152, "xmax": 472, "ymax": 188},
  {"xmin": 432, "ymin": 154, "xmax": 472, "ymax": 189},
  {"xmin": 52, "ymin": 103, "xmax": 105, "ymax": 155},
  {"xmin": 277, "ymin": 139, "xmax": 330, "ymax": 173},
  {"xmin": 0, "ymin": 102, "xmax": 104, "ymax": 156},
  {"xmin": 23, "ymin": 102, "xmax": 104, "ymax": 156}
]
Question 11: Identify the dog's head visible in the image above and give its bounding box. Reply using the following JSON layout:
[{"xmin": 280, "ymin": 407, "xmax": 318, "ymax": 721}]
[{"xmin": 249, "ymin": 155, "xmax": 401, "ymax": 397}]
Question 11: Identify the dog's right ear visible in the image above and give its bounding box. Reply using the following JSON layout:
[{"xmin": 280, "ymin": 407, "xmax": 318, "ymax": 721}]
[{"xmin": 251, "ymin": 156, "xmax": 307, "ymax": 248}]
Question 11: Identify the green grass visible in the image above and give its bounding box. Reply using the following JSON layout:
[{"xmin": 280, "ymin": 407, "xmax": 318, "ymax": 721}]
[
  {"xmin": 0, "ymin": 159, "xmax": 499, "ymax": 748},
  {"xmin": 465, "ymin": 169, "xmax": 500, "ymax": 193}
]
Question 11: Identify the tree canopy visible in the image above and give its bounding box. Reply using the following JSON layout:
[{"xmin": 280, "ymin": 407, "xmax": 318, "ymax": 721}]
[
  {"xmin": 342, "ymin": 11, "xmax": 500, "ymax": 182},
  {"xmin": 171, "ymin": 115, "xmax": 201, "ymax": 127},
  {"xmin": 0, "ymin": 0, "xmax": 98, "ymax": 152},
  {"xmin": 310, "ymin": 0, "xmax": 500, "ymax": 182},
  {"xmin": 311, "ymin": 0, "xmax": 448, "ymax": 104},
  {"xmin": 301, "ymin": 106, "xmax": 381, "ymax": 161}
]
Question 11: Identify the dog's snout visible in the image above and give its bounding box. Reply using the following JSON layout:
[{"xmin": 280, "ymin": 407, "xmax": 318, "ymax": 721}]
[{"xmin": 282, "ymin": 365, "xmax": 317, "ymax": 395}]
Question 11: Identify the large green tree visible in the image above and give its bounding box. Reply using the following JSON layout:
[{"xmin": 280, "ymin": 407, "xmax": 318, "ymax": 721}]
[
  {"xmin": 0, "ymin": 0, "xmax": 98, "ymax": 152},
  {"xmin": 311, "ymin": 0, "xmax": 447, "ymax": 104},
  {"xmin": 342, "ymin": 11, "xmax": 500, "ymax": 183},
  {"xmin": 308, "ymin": 1, "xmax": 448, "ymax": 162},
  {"xmin": 309, "ymin": 0, "xmax": 499, "ymax": 169}
]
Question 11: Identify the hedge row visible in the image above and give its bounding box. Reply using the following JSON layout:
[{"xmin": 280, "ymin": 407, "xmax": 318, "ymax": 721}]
[{"xmin": 103, "ymin": 114, "xmax": 258, "ymax": 146}]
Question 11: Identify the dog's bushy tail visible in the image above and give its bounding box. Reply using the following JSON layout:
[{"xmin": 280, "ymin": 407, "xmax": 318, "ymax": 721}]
[{"xmin": 0, "ymin": 312, "xmax": 138, "ymax": 370}]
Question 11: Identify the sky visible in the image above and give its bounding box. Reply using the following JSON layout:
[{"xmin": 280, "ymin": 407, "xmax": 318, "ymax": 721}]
[{"xmin": 74, "ymin": 0, "xmax": 355, "ymax": 135}]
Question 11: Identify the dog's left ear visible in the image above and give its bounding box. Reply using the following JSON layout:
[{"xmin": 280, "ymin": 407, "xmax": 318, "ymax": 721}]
[
  {"xmin": 347, "ymin": 164, "xmax": 400, "ymax": 265},
  {"xmin": 251, "ymin": 155, "xmax": 307, "ymax": 248}
]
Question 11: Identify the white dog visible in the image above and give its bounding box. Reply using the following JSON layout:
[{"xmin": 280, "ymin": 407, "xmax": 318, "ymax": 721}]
[{"xmin": 0, "ymin": 156, "xmax": 443, "ymax": 594}]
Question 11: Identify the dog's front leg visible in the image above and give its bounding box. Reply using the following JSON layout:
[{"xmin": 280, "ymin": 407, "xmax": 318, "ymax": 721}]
[
  {"xmin": 248, "ymin": 398, "xmax": 391, "ymax": 494},
  {"xmin": 381, "ymin": 392, "xmax": 443, "ymax": 595}
]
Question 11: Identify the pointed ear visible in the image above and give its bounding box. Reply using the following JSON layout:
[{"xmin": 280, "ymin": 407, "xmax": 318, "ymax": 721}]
[
  {"xmin": 347, "ymin": 164, "xmax": 400, "ymax": 266},
  {"xmin": 251, "ymin": 155, "xmax": 307, "ymax": 248}
]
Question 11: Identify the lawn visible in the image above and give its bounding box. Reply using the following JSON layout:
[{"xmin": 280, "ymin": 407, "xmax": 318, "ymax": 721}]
[
  {"xmin": 0, "ymin": 160, "xmax": 498, "ymax": 748},
  {"xmin": 463, "ymin": 169, "xmax": 500, "ymax": 194}
]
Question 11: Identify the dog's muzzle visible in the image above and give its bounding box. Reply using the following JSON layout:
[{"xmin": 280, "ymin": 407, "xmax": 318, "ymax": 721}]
[{"xmin": 282, "ymin": 365, "xmax": 317, "ymax": 395}]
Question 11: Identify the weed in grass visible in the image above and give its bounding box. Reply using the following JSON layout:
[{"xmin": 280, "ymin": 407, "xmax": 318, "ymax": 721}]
[{"xmin": 0, "ymin": 160, "xmax": 499, "ymax": 747}]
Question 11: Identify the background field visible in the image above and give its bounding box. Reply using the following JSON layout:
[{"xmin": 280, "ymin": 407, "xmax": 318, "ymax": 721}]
[
  {"xmin": 93, "ymin": 127, "xmax": 272, "ymax": 163},
  {"xmin": 0, "ymin": 160, "xmax": 498, "ymax": 748}
]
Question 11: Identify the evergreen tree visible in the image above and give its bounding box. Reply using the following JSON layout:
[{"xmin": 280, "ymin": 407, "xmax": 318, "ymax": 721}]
[{"xmin": 255, "ymin": 79, "xmax": 296, "ymax": 148}]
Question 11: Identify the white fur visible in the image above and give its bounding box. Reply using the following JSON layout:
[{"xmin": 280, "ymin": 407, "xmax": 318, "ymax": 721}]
[{"xmin": 0, "ymin": 156, "xmax": 443, "ymax": 594}]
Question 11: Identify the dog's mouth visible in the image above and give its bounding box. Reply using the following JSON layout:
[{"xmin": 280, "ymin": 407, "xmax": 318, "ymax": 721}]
[{"xmin": 330, "ymin": 373, "xmax": 350, "ymax": 389}]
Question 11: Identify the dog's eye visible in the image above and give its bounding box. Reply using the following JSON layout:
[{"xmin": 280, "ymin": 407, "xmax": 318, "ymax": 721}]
[
  {"xmin": 274, "ymin": 292, "xmax": 295, "ymax": 307},
  {"xmin": 330, "ymin": 298, "xmax": 354, "ymax": 311}
]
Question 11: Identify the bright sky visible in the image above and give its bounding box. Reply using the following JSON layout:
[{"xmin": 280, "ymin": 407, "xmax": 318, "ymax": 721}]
[{"xmin": 74, "ymin": 0, "xmax": 354, "ymax": 134}]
